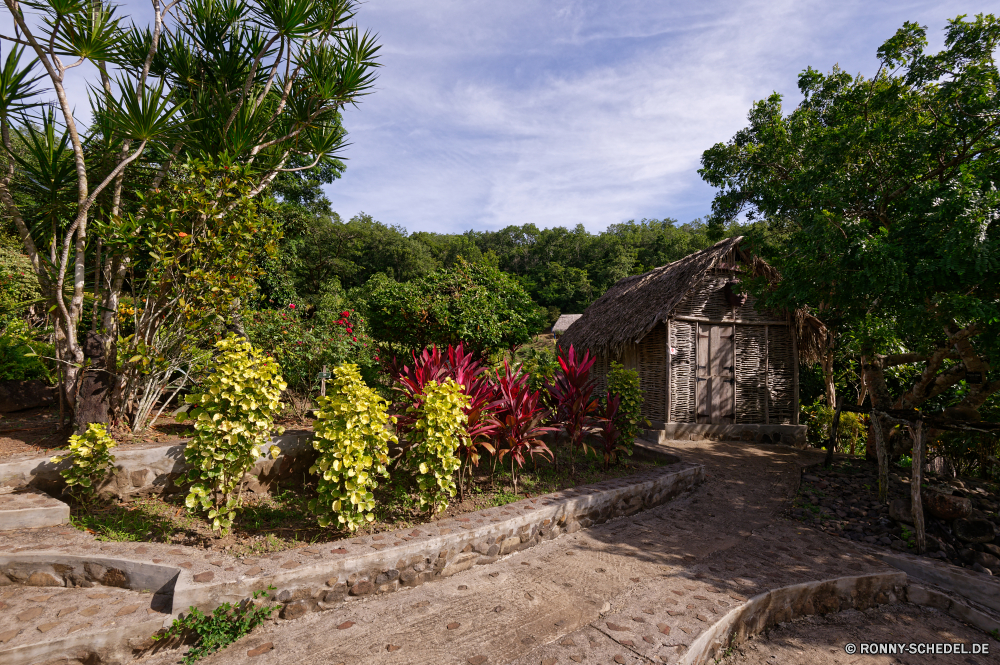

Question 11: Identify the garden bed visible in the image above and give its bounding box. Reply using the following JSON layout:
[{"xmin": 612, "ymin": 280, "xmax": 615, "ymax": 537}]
[
  {"xmin": 790, "ymin": 457, "xmax": 1000, "ymax": 574},
  {"xmin": 67, "ymin": 448, "xmax": 672, "ymax": 556}
]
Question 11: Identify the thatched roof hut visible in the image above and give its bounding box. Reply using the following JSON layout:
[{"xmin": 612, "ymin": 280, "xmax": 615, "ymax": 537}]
[
  {"xmin": 560, "ymin": 237, "xmax": 825, "ymax": 445},
  {"xmin": 551, "ymin": 314, "xmax": 582, "ymax": 335}
]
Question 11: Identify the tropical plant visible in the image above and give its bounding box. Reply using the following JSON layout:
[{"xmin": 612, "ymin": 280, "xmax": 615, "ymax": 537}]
[
  {"xmin": 178, "ymin": 335, "xmax": 286, "ymax": 534},
  {"xmin": 393, "ymin": 343, "xmax": 498, "ymax": 501},
  {"xmin": 596, "ymin": 393, "xmax": 627, "ymax": 471},
  {"xmin": 490, "ymin": 361, "xmax": 556, "ymax": 495},
  {"xmin": 50, "ymin": 423, "xmax": 117, "ymax": 501},
  {"xmin": 154, "ymin": 587, "xmax": 278, "ymax": 664},
  {"xmin": 308, "ymin": 363, "xmax": 395, "ymax": 531},
  {"xmin": 0, "ymin": 317, "xmax": 53, "ymax": 382},
  {"xmin": 605, "ymin": 361, "xmax": 644, "ymax": 452},
  {"xmin": 547, "ymin": 344, "xmax": 598, "ymax": 473},
  {"xmin": 404, "ymin": 378, "xmax": 469, "ymax": 513},
  {"xmin": 0, "ymin": 0, "xmax": 380, "ymax": 431}
]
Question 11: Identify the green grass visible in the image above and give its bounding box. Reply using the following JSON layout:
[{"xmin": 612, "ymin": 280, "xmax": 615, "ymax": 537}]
[{"xmin": 70, "ymin": 498, "xmax": 190, "ymax": 542}]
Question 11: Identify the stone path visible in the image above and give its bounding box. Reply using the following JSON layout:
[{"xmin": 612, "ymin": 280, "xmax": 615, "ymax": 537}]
[
  {"xmin": 135, "ymin": 439, "xmax": 907, "ymax": 665},
  {"xmin": 0, "ymin": 485, "xmax": 69, "ymax": 530}
]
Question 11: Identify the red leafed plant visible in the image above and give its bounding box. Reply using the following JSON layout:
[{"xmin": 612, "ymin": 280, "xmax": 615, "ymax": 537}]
[
  {"xmin": 546, "ymin": 344, "xmax": 598, "ymax": 474},
  {"xmin": 490, "ymin": 361, "xmax": 556, "ymax": 495},
  {"xmin": 392, "ymin": 343, "xmax": 498, "ymax": 500},
  {"xmin": 596, "ymin": 392, "xmax": 627, "ymax": 471}
]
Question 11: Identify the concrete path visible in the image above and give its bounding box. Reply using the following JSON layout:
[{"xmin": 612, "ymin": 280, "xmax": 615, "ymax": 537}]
[{"xmin": 138, "ymin": 439, "xmax": 902, "ymax": 665}]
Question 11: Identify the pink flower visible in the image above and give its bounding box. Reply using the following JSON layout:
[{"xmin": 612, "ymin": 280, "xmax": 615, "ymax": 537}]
[
  {"xmin": 340, "ymin": 311, "xmax": 349, "ymax": 317},
  {"xmin": 289, "ymin": 303, "xmax": 296, "ymax": 309},
  {"xmin": 346, "ymin": 327, "xmax": 352, "ymax": 334},
  {"xmin": 352, "ymin": 336, "xmax": 357, "ymax": 342},
  {"xmin": 374, "ymin": 356, "xmax": 379, "ymax": 361}
]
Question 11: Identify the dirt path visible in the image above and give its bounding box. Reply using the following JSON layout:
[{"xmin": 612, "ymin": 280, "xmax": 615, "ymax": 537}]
[{"xmin": 128, "ymin": 439, "xmax": 937, "ymax": 665}]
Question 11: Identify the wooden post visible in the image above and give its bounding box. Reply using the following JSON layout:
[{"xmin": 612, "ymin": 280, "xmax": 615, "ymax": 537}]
[
  {"xmin": 910, "ymin": 420, "xmax": 926, "ymax": 553},
  {"xmin": 825, "ymin": 401, "xmax": 842, "ymax": 468},
  {"xmin": 872, "ymin": 411, "xmax": 889, "ymax": 504},
  {"xmin": 764, "ymin": 325, "xmax": 769, "ymax": 424},
  {"xmin": 791, "ymin": 318, "xmax": 800, "ymax": 426},
  {"xmin": 320, "ymin": 365, "xmax": 328, "ymax": 397},
  {"xmin": 665, "ymin": 318, "xmax": 672, "ymax": 423}
]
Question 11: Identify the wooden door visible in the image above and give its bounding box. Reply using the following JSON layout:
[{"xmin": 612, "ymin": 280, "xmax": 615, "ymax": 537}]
[{"xmin": 696, "ymin": 324, "xmax": 735, "ymax": 423}]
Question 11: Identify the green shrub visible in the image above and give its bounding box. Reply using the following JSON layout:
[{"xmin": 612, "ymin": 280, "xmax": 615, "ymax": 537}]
[
  {"xmin": 51, "ymin": 423, "xmax": 118, "ymax": 501},
  {"xmin": 178, "ymin": 335, "xmax": 286, "ymax": 534},
  {"xmin": 244, "ymin": 305, "xmax": 375, "ymax": 393},
  {"xmin": 308, "ymin": 363, "xmax": 396, "ymax": 530},
  {"xmin": 0, "ymin": 317, "xmax": 53, "ymax": 382},
  {"xmin": 0, "ymin": 240, "xmax": 41, "ymax": 327},
  {"xmin": 605, "ymin": 361, "xmax": 644, "ymax": 452},
  {"xmin": 154, "ymin": 587, "xmax": 278, "ymax": 664},
  {"xmin": 801, "ymin": 398, "xmax": 867, "ymax": 454},
  {"xmin": 406, "ymin": 378, "xmax": 469, "ymax": 513}
]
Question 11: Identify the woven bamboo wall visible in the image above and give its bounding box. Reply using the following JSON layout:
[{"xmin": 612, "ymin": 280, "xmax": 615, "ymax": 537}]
[
  {"xmin": 669, "ymin": 320, "xmax": 697, "ymax": 423},
  {"xmin": 638, "ymin": 324, "xmax": 667, "ymax": 422},
  {"xmin": 673, "ymin": 273, "xmax": 733, "ymax": 320},
  {"xmin": 768, "ymin": 325, "xmax": 796, "ymax": 424},
  {"xmin": 735, "ymin": 325, "xmax": 767, "ymax": 423}
]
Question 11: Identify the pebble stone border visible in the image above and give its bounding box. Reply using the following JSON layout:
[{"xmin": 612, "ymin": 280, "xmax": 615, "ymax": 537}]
[{"xmin": 0, "ymin": 461, "xmax": 702, "ymax": 665}]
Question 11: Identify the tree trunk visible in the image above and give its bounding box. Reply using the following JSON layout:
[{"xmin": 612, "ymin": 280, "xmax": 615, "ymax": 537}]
[
  {"xmin": 909, "ymin": 420, "xmax": 926, "ymax": 554},
  {"xmin": 862, "ymin": 357, "xmax": 894, "ymax": 504},
  {"xmin": 73, "ymin": 332, "xmax": 113, "ymax": 433},
  {"xmin": 822, "ymin": 350, "xmax": 836, "ymax": 408},
  {"xmin": 825, "ymin": 402, "xmax": 842, "ymax": 467}
]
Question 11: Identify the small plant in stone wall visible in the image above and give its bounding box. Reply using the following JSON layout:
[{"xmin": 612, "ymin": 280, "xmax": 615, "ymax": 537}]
[
  {"xmin": 178, "ymin": 335, "xmax": 286, "ymax": 534},
  {"xmin": 50, "ymin": 422, "xmax": 118, "ymax": 502},
  {"xmin": 153, "ymin": 586, "xmax": 277, "ymax": 664},
  {"xmin": 404, "ymin": 378, "xmax": 470, "ymax": 513},
  {"xmin": 308, "ymin": 363, "xmax": 396, "ymax": 530},
  {"xmin": 605, "ymin": 361, "xmax": 645, "ymax": 453}
]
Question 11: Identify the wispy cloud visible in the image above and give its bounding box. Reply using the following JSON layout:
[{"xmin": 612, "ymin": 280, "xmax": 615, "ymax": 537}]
[{"xmin": 328, "ymin": 0, "xmax": 980, "ymax": 233}]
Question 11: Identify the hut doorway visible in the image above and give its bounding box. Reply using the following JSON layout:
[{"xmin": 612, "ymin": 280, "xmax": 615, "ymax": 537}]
[{"xmin": 696, "ymin": 323, "xmax": 735, "ymax": 424}]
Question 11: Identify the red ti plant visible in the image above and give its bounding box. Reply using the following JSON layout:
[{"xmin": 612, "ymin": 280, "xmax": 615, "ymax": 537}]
[
  {"xmin": 596, "ymin": 392, "xmax": 627, "ymax": 471},
  {"xmin": 490, "ymin": 361, "xmax": 556, "ymax": 495},
  {"xmin": 392, "ymin": 343, "xmax": 498, "ymax": 500},
  {"xmin": 546, "ymin": 344, "xmax": 598, "ymax": 475}
]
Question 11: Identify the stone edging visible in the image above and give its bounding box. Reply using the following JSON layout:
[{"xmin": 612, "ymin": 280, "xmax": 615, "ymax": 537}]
[
  {"xmin": 679, "ymin": 572, "xmax": 908, "ymax": 665},
  {"xmin": 876, "ymin": 551, "xmax": 1000, "ymax": 616},
  {"xmin": 0, "ymin": 462, "xmax": 703, "ymax": 665}
]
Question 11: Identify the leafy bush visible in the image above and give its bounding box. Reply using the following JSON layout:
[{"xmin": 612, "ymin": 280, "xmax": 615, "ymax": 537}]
[
  {"xmin": 596, "ymin": 393, "xmax": 626, "ymax": 470},
  {"xmin": 491, "ymin": 361, "xmax": 556, "ymax": 494},
  {"xmin": 801, "ymin": 398, "xmax": 867, "ymax": 455},
  {"xmin": 308, "ymin": 363, "xmax": 396, "ymax": 530},
  {"xmin": 0, "ymin": 317, "xmax": 53, "ymax": 382},
  {"xmin": 358, "ymin": 258, "xmax": 545, "ymax": 358},
  {"xmin": 178, "ymin": 335, "xmax": 286, "ymax": 534},
  {"xmin": 244, "ymin": 305, "xmax": 374, "ymax": 393},
  {"xmin": 404, "ymin": 378, "xmax": 469, "ymax": 513},
  {"xmin": 547, "ymin": 344, "xmax": 598, "ymax": 472},
  {"xmin": 154, "ymin": 587, "xmax": 277, "ymax": 664},
  {"xmin": 51, "ymin": 423, "xmax": 117, "ymax": 501},
  {"xmin": 605, "ymin": 361, "xmax": 644, "ymax": 452},
  {"xmin": 0, "ymin": 239, "xmax": 41, "ymax": 327}
]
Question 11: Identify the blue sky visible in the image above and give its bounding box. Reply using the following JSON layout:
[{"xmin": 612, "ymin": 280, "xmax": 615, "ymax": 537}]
[
  {"xmin": 1, "ymin": 0, "xmax": 985, "ymax": 234},
  {"xmin": 325, "ymin": 0, "xmax": 985, "ymax": 234}
]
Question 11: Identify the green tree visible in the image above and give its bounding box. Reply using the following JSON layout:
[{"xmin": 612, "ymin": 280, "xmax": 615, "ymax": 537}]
[
  {"xmin": 0, "ymin": 0, "xmax": 380, "ymax": 430},
  {"xmin": 358, "ymin": 259, "xmax": 545, "ymax": 358},
  {"xmin": 700, "ymin": 15, "xmax": 1000, "ymax": 452}
]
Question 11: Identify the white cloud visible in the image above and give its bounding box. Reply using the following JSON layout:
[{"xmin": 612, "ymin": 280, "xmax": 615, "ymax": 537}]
[{"xmin": 327, "ymin": 0, "xmax": 982, "ymax": 233}]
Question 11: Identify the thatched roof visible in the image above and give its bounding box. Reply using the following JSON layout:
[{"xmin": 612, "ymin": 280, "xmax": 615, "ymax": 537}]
[
  {"xmin": 559, "ymin": 236, "xmax": 829, "ymax": 363},
  {"xmin": 551, "ymin": 314, "xmax": 582, "ymax": 334}
]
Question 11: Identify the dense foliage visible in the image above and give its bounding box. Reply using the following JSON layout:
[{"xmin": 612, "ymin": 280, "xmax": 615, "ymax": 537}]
[
  {"xmin": 404, "ymin": 379, "xmax": 469, "ymax": 513},
  {"xmin": 547, "ymin": 345, "xmax": 599, "ymax": 471},
  {"xmin": 700, "ymin": 14, "xmax": 1000, "ymax": 459},
  {"xmin": 359, "ymin": 259, "xmax": 544, "ymax": 357},
  {"xmin": 491, "ymin": 362, "xmax": 556, "ymax": 494},
  {"xmin": 605, "ymin": 362, "xmax": 644, "ymax": 452},
  {"xmin": 309, "ymin": 364, "xmax": 395, "ymax": 530},
  {"xmin": 179, "ymin": 336, "xmax": 285, "ymax": 534}
]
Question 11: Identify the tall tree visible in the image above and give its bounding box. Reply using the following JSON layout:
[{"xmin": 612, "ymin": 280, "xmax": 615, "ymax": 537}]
[
  {"xmin": 700, "ymin": 15, "xmax": 1000, "ymax": 452},
  {"xmin": 0, "ymin": 0, "xmax": 380, "ymax": 428}
]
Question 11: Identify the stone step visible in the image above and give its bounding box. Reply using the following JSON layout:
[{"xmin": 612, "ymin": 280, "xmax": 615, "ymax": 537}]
[
  {"xmin": 0, "ymin": 487, "xmax": 69, "ymax": 530},
  {"xmin": 0, "ymin": 583, "xmax": 170, "ymax": 663}
]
